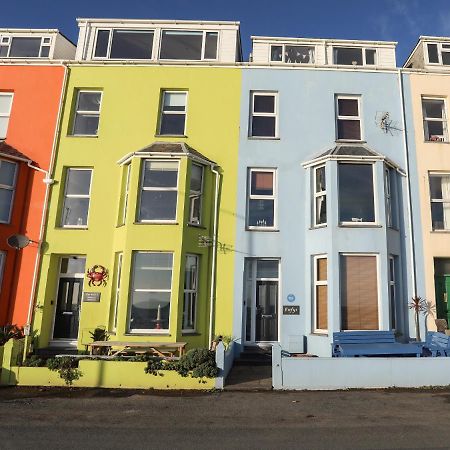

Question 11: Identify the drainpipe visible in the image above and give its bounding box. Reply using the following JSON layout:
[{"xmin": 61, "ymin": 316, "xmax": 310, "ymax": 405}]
[
  {"xmin": 25, "ymin": 64, "xmax": 69, "ymax": 333},
  {"xmin": 208, "ymin": 166, "xmax": 220, "ymax": 348},
  {"xmin": 397, "ymin": 68, "xmax": 417, "ymax": 298}
]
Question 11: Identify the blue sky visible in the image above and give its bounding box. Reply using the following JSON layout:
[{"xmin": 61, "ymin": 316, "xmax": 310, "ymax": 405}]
[{"xmin": 3, "ymin": 0, "xmax": 450, "ymax": 64}]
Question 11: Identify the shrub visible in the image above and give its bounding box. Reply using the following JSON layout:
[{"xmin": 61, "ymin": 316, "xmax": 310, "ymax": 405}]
[
  {"xmin": 47, "ymin": 357, "xmax": 82, "ymax": 386},
  {"xmin": 21, "ymin": 355, "xmax": 46, "ymax": 367}
]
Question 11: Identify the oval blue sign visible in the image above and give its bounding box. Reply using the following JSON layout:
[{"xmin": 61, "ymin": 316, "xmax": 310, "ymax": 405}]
[{"xmin": 287, "ymin": 294, "xmax": 296, "ymax": 302}]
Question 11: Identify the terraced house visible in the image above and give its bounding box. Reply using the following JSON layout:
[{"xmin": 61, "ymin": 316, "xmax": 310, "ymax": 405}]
[
  {"xmin": 0, "ymin": 29, "xmax": 75, "ymax": 326},
  {"xmin": 233, "ymin": 36, "xmax": 416, "ymax": 356},
  {"xmin": 31, "ymin": 19, "xmax": 242, "ymax": 352},
  {"xmin": 403, "ymin": 37, "xmax": 450, "ymax": 332}
]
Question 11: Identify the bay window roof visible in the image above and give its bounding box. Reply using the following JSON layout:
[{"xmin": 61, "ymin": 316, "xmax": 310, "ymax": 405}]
[
  {"xmin": 302, "ymin": 144, "xmax": 402, "ymax": 172},
  {"xmin": 118, "ymin": 141, "xmax": 216, "ymax": 166}
]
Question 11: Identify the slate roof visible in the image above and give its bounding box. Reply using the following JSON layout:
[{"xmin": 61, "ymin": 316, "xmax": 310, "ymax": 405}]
[
  {"xmin": 0, "ymin": 141, "xmax": 32, "ymax": 162},
  {"xmin": 315, "ymin": 144, "xmax": 383, "ymax": 159},
  {"xmin": 121, "ymin": 142, "xmax": 216, "ymax": 165}
]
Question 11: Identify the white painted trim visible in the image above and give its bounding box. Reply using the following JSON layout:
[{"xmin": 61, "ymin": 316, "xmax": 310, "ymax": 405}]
[
  {"xmin": 312, "ymin": 255, "xmax": 328, "ymax": 334},
  {"xmin": 72, "ymin": 90, "xmax": 103, "ymax": 136},
  {"xmin": 158, "ymin": 90, "xmax": 188, "ymax": 136},
  {"xmin": 312, "ymin": 165, "xmax": 327, "ymax": 227},
  {"xmin": 335, "ymin": 94, "xmax": 363, "ymax": 141}
]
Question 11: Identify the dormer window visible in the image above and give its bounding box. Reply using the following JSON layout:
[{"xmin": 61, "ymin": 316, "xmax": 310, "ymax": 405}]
[
  {"xmin": 94, "ymin": 29, "xmax": 154, "ymax": 59},
  {"xmin": 426, "ymin": 42, "xmax": 450, "ymax": 65},
  {"xmin": 270, "ymin": 44, "xmax": 315, "ymax": 64},
  {"xmin": 0, "ymin": 36, "xmax": 51, "ymax": 58},
  {"xmin": 160, "ymin": 30, "xmax": 218, "ymax": 61},
  {"xmin": 333, "ymin": 47, "xmax": 376, "ymax": 66}
]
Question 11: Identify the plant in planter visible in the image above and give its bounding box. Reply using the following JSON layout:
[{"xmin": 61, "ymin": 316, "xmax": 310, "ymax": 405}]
[
  {"xmin": 47, "ymin": 357, "xmax": 82, "ymax": 386},
  {"xmin": 212, "ymin": 334, "xmax": 234, "ymax": 350},
  {"xmin": 89, "ymin": 327, "xmax": 109, "ymax": 355},
  {"xmin": 0, "ymin": 324, "xmax": 23, "ymax": 346},
  {"xmin": 409, "ymin": 296, "xmax": 428, "ymax": 342}
]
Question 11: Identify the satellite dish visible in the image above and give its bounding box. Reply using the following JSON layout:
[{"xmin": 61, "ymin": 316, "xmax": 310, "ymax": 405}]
[{"xmin": 7, "ymin": 234, "xmax": 32, "ymax": 249}]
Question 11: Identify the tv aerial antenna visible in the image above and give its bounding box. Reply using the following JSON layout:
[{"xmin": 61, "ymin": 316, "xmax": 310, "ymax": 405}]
[{"xmin": 375, "ymin": 111, "xmax": 403, "ymax": 135}]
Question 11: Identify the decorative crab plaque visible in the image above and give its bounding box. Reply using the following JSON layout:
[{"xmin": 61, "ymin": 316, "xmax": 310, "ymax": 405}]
[{"xmin": 86, "ymin": 264, "xmax": 109, "ymax": 287}]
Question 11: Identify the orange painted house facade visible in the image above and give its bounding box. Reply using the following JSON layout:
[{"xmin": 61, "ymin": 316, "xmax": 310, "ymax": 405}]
[{"xmin": 0, "ymin": 29, "xmax": 75, "ymax": 326}]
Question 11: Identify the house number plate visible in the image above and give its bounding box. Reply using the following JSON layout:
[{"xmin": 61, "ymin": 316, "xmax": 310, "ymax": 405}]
[
  {"xmin": 83, "ymin": 292, "xmax": 101, "ymax": 302},
  {"xmin": 283, "ymin": 305, "xmax": 300, "ymax": 315}
]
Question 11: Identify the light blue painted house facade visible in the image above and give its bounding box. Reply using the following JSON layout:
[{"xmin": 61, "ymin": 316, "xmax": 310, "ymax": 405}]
[{"xmin": 233, "ymin": 37, "xmax": 417, "ymax": 357}]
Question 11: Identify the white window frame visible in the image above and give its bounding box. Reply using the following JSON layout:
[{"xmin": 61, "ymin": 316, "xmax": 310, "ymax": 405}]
[
  {"xmin": 72, "ymin": 90, "xmax": 103, "ymax": 137},
  {"xmin": 249, "ymin": 91, "xmax": 278, "ymax": 139},
  {"xmin": 138, "ymin": 159, "xmax": 179, "ymax": 223},
  {"xmin": 182, "ymin": 254, "xmax": 199, "ymax": 333},
  {"xmin": 0, "ymin": 159, "xmax": 18, "ymax": 224},
  {"xmin": 0, "ymin": 92, "xmax": 13, "ymax": 139},
  {"xmin": 269, "ymin": 44, "xmax": 315, "ymax": 64},
  {"xmin": 188, "ymin": 163, "xmax": 204, "ymax": 226},
  {"xmin": 247, "ymin": 168, "xmax": 277, "ymax": 230},
  {"xmin": 61, "ymin": 168, "xmax": 93, "ymax": 228},
  {"xmin": 158, "ymin": 90, "xmax": 188, "ymax": 136},
  {"xmin": 429, "ymin": 171, "xmax": 450, "ymax": 231},
  {"xmin": 313, "ymin": 165, "xmax": 327, "ymax": 227},
  {"xmin": 335, "ymin": 95, "xmax": 363, "ymax": 142},
  {"xmin": 119, "ymin": 163, "xmax": 131, "ymax": 226},
  {"xmin": 384, "ymin": 166, "xmax": 392, "ymax": 228},
  {"xmin": 333, "ymin": 46, "xmax": 377, "ymax": 66},
  {"xmin": 338, "ymin": 162, "xmax": 377, "ymax": 226},
  {"xmin": 425, "ymin": 42, "xmax": 450, "ymax": 66},
  {"xmin": 158, "ymin": 29, "xmax": 219, "ymax": 61},
  {"xmin": 128, "ymin": 251, "xmax": 174, "ymax": 334},
  {"xmin": 0, "ymin": 35, "xmax": 52, "ymax": 58},
  {"xmin": 422, "ymin": 97, "xmax": 448, "ymax": 142},
  {"xmin": 111, "ymin": 252, "xmax": 123, "ymax": 333},
  {"xmin": 388, "ymin": 255, "xmax": 397, "ymax": 330},
  {"xmin": 313, "ymin": 255, "xmax": 328, "ymax": 334},
  {"xmin": 339, "ymin": 253, "xmax": 382, "ymax": 331},
  {"xmin": 92, "ymin": 28, "xmax": 155, "ymax": 60}
]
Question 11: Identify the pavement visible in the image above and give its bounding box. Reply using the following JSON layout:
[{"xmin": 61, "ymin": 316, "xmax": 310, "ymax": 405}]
[{"xmin": 1, "ymin": 386, "xmax": 450, "ymax": 449}]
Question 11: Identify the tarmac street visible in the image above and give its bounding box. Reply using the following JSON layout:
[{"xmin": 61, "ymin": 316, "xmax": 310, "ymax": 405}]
[{"xmin": 1, "ymin": 387, "xmax": 450, "ymax": 449}]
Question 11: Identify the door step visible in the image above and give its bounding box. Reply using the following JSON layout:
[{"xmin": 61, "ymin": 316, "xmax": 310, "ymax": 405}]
[{"xmin": 225, "ymin": 365, "xmax": 273, "ymax": 391}]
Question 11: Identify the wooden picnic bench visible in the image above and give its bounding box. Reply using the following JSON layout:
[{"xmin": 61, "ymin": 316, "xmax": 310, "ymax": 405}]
[
  {"xmin": 332, "ymin": 331, "xmax": 422, "ymax": 358},
  {"xmin": 88, "ymin": 341, "xmax": 187, "ymax": 358},
  {"xmin": 424, "ymin": 332, "xmax": 450, "ymax": 357}
]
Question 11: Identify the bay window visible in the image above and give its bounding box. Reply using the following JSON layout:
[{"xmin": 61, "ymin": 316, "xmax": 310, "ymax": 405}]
[
  {"xmin": 138, "ymin": 160, "xmax": 178, "ymax": 222},
  {"xmin": 129, "ymin": 252, "xmax": 173, "ymax": 332},
  {"xmin": 338, "ymin": 163, "xmax": 375, "ymax": 224},
  {"xmin": 341, "ymin": 254, "xmax": 379, "ymax": 330},
  {"xmin": 183, "ymin": 255, "xmax": 199, "ymax": 332},
  {"xmin": 313, "ymin": 166, "xmax": 326, "ymax": 226},
  {"xmin": 0, "ymin": 159, "xmax": 17, "ymax": 223}
]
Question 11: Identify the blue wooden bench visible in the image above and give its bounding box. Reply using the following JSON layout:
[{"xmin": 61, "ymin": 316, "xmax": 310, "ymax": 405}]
[
  {"xmin": 332, "ymin": 331, "xmax": 422, "ymax": 357},
  {"xmin": 424, "ymin": 332, "xmax": 450, "ymax": 357}
]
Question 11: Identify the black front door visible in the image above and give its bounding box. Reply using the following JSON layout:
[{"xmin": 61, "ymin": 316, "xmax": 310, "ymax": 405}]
[
  {"xmin": 255, "ymin": 280, "xmax": 278, "ymax": 341},
  {"xmin": 53, "ymin": 278, "xmax": 83, "ymax": 339}
]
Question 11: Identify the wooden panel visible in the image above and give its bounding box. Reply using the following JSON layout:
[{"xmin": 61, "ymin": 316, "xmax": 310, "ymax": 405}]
[
  {"xmin": 341, "ymin": 255, "xmax": 378, "ymax": 330},
  {"xmin": 317, "ymin": 257, "xmax": 327, "ymax": 281},
  {"xmin": 316, "ymin": 285, "xmax": 327, "ymax": 330}
]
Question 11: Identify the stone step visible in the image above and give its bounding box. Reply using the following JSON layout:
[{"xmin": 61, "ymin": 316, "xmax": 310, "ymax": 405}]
[{"xmin": 225, "ymin": 365, "xmax": 273, "ymax": 391}]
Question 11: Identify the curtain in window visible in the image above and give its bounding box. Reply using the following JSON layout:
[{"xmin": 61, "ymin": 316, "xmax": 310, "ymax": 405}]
[{"xmin": 443, "ymin": 175, "xmax": 450, "ymax": 229}]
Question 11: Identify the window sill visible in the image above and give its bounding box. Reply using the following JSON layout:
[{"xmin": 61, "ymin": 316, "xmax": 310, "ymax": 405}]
[
  {"xmin": 58, "ymin": 226, "xmax": 89, "ymax": 230},
  {"xmin": 310, "ymin": 332, "xmax": 328, "ymax": 337},
  {"xmin": 66, "ymin": 134, "xmax": 99, "ymax": 138},
  {"xmin": 187, "ymin": 223, "xmax": 207, "ymax": 229},
  {"xmin": 309, "ymin": 224, "xmax": 327, "ymax": 230},
  {"xmin": 134, "ymin": 221, "xmax": 179, "ymax": 225},
  {"xmin": 116, "ymin": 224, "xmax": 125, "ymax": 228},
  {"xmin": 124, "ymin": 332, "xmax": 171, "ymax": 336},
  {"xmin": 181, "ymin": 331, "xmax": 201, "ymax": 336},
  {"xmin": 247, "ymin": 136, "xmax": 280, "ymax": 140},
  {"xmin": 431, "ymin": 229, "xmax": 450, "ymax": 233},
  {"xmin": 339, "ymin": 223, "xmax": 382, "ymax": 228},
  {"xmin": 246, "ymin": 227, "xmax": 279, "ymax": 232},
  {"xmin": 155, "ymin": 134, "xmax": 187, "ymax": 138},
  {"xmin": 335, "ymin": 139, "xmax": 367, "ymax": 144},
  {"xmin": 423, "ymin": 140, "xmax": 450, "ymax": 144}
]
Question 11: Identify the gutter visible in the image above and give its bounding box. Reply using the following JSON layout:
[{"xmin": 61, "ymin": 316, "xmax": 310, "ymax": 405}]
[
  {"xmin": 25, "ymin": 64, "xmax": 69, "ymax": 332},
  {"xmin": 208, "ymin": 166, "xmax": 220, "ymax": 348},
  {"xmin": 397, "ymin": 68, "xmax": 417, "ymax": 298}
]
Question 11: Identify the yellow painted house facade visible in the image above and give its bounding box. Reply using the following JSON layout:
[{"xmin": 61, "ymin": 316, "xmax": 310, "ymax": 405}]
[{"xmin": 31, "ymin": 19, "xmax": 242, "ymax": 352}]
